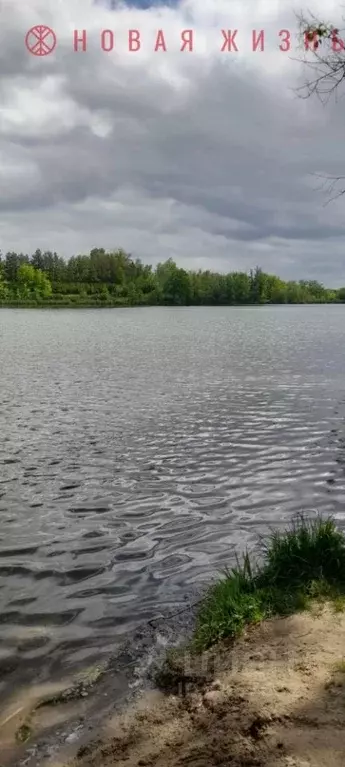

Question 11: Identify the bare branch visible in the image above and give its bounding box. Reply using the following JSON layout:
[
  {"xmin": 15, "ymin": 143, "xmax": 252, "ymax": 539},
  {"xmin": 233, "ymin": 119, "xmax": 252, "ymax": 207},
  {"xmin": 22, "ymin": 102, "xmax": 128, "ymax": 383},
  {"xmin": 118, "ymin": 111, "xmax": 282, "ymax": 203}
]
[
  {"xmin": 294, "ymin": 10, "xmax": 345, "ymax": 201},
  {"xmin": 294, "ymin": 10, "xmax": 345, "ymax": 102},
  {"xmin": 311, "ymin": 173, "xmax": 345, "ymax": 205}
]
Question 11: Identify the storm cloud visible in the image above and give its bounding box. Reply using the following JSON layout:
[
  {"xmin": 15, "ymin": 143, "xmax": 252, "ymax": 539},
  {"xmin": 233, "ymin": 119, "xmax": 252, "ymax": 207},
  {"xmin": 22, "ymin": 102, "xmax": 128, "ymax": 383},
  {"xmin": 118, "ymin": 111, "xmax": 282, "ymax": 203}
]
[{"xmin": 1, "ymin": 0, "xmax": 345, "ymax": 284}]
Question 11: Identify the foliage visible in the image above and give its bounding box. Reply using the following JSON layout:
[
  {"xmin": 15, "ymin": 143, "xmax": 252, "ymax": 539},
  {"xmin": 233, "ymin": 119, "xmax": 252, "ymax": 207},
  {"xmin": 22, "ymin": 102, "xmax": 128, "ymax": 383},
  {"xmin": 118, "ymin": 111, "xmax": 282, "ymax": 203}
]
[
  {"xmin": 17, "ymin": 263, "xmax": 52, "ymax": 299},
  {"xmin": 0, "ymin": 249, "xmax": 343, "ymax": 307},
  {"xmin": 192, "ymin": 516, "xmax": 345, "ymax": 651}
]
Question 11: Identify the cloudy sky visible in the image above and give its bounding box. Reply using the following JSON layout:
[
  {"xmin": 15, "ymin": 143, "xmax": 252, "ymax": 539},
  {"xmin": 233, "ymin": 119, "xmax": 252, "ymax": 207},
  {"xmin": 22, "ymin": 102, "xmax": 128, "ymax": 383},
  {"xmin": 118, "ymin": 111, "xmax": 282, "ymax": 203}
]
[{"xmin": 1, "ymin": 0, "xmax": 345, "ymax": 285}]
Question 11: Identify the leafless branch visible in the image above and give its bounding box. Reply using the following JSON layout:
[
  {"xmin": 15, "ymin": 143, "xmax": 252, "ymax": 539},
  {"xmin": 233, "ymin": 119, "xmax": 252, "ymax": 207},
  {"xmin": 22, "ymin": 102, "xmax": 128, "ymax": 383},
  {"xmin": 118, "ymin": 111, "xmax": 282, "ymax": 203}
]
[
  {"xmin": 311, "ymin": 173, "xmax": 345, "ymax": 205},
  {"xmin": 294, "ymin": 9, "xmax": 345, "ymax": 103},
  {"xmin": 294, "ymin": 10, "xmax": 345, "ymax": 201}
]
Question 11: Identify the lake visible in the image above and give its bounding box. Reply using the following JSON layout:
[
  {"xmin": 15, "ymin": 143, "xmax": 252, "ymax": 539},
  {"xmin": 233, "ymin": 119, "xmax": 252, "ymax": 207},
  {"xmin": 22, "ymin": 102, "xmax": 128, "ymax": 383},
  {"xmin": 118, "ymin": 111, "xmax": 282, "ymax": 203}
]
[{"xmin": 1, "ymin": 305, "xmax": 345, "ymax": 701}]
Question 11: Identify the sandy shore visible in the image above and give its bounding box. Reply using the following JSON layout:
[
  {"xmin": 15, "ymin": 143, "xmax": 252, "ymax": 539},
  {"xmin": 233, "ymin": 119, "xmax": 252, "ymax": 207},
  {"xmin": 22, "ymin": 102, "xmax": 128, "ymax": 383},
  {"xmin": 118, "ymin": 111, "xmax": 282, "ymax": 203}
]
[
  {"xmin": 3, "ymin": 603, "xmax": 345, "ymax": 766},
  {"xmin": 60, "ymin": 603, "xmax": 345, "ymax": 766}
]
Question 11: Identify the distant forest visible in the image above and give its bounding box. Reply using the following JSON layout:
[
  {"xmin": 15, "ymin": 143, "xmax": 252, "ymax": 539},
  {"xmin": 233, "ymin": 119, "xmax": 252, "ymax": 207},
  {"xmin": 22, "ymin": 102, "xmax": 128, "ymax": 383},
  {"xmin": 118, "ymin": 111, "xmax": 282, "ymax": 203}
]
[{"xmin": 0, "ymin": 248, "xmax": 344, "ymax": 307}]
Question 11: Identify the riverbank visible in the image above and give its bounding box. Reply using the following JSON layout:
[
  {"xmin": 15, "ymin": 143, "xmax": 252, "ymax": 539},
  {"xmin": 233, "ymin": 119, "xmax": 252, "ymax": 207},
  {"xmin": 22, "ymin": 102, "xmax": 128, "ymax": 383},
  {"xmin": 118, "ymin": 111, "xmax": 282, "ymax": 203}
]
[
  {"xmin": 3, "ymin": 603, "xmax": 345, "ymax": 767},
  {"xmin": 1, "ymin": 300, "xmax": 344, "ymax": 309},
  {"xmin": 61, "ymin": 516, "xmax": 345, "ymax": 767},
  {"xmin": 0, "ymin": 591, "xmax": 203, "ymax": 767},
  {"xmin": 3, "ymin": 516, "xmax": 345, "ymax": 766},
  {"xmin": 0, "ymin": 299, "xmax": 131, "ymax": 308},
  {"xmin": 69, "ymin": 602, "xmax": 345, "ymax": 767}
]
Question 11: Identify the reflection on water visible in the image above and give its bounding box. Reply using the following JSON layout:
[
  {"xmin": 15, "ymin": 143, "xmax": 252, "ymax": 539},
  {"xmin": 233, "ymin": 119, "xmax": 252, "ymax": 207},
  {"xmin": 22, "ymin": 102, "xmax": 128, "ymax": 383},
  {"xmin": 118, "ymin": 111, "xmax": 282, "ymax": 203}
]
[{"xmin": 0, "ymin": 305, "xmax": 345, "ymax": 702}]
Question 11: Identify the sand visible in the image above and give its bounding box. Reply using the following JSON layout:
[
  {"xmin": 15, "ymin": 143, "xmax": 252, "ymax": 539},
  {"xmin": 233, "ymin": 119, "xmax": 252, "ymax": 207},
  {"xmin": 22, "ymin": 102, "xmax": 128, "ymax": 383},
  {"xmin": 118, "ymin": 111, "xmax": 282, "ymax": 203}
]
[
  {"xmin": 66, "ymin": 603, "xmax": 345, "ymax": 767},
  {"xmin": 3, "ymin": 603, "xmax": 345, "ymax": 766}
]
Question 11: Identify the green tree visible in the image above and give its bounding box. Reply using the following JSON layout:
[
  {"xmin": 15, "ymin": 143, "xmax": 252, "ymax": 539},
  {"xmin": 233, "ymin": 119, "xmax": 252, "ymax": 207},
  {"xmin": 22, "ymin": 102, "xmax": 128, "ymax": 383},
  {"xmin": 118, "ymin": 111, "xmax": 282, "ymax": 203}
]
[
  {"xmin": 31, "ymin": 248, "xmax": 44, "ymax": 271},
  {"xmin": 249, "ymin": 266, "xmax": 268, "ymax": 304},
  {"xmin": 265, "ymin": 274, "xmax": 287, "ymax": 303},
  {"xmin": 17, "ymin": 263, "xmax": 52, "ymax": 299},
  {"xmin": 0, "ymin": 261, "xmax": 8, "ymax": 300},
  {"xmin": 232, "ymin": 272, "xmax": 251, "ymax": 304},
  {"xmin": 157, "ymin": 259, "xmax": 191, "ymax": 305},
  {"xmin": 0, "ymin": 246, "xmax": 340, "ymax": 307},
  {"xmin": 4, "ymin": 252, "xmax": 28, "ymax": 283}
]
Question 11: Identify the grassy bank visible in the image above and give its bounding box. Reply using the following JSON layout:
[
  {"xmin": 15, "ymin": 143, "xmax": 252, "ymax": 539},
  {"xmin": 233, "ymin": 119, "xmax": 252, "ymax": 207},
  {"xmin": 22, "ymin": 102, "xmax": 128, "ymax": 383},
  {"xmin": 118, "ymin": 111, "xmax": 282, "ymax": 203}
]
[
  {"xmin": 1, "ymin": 300, "xmax": 344, "ymax": 309},
  {"xmin": 192, "ymin": 515, "xmax": 345, "ymax": 652},
  {"xmin": 0, "ymin": 298, "xmax": 134, "ymax": 308},
  {"xmin": 155, "ymin": 516, "xmax": 345, "ymax": 693},
  {"xmin": 5, "ymin": 516, "xmax": 345, "ymax": 767},
  {"xmin": 67, "ymin": 515, "xmax": 345, "ymax": 767}
]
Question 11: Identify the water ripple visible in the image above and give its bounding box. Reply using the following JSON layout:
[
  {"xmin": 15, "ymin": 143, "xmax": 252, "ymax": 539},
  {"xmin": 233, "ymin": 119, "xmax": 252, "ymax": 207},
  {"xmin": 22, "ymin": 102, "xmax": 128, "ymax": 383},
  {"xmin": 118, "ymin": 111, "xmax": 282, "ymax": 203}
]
[{"xmin": 1, "ymin": 306, "xmax": 345, "ymax": 700}]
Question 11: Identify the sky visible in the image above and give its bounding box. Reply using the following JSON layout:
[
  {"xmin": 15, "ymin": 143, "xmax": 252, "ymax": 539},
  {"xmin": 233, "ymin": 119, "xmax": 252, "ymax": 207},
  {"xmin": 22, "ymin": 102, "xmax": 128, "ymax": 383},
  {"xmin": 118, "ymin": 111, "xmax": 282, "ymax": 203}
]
[{"xmin": 1, "ymin": 0, "xmax": 345, "ymax": 285}]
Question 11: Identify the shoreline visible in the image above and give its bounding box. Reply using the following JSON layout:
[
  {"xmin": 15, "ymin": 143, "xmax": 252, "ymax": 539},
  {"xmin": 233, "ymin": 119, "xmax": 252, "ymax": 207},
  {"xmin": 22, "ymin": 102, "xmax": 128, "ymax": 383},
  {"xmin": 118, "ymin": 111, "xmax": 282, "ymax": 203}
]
[
  {"xmin": 67, "ymin": 602, "xmax": 345, "ymax": 767},
  {"xmin": 0, "ymin": 589, "xmax": 204, "ymax": 767},
  {"xmin": 3, "ymin": 516, "xmax": 345, "ymax": 766},
  {"xmin": 4, "ymin": 602, "xmax": 345, "ymax": 767},
  {"xmin": 1, "ymin": 301, "xmax": 344, "ymax": 309}
]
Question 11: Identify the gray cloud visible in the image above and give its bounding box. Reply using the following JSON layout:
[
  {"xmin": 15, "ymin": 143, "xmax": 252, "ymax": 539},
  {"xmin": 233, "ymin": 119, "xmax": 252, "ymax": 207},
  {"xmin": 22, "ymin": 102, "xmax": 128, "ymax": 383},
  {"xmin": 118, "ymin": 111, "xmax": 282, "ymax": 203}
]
[{"xmin": 1, "ymin": 0, "xmax": 345, "ymax": 285}]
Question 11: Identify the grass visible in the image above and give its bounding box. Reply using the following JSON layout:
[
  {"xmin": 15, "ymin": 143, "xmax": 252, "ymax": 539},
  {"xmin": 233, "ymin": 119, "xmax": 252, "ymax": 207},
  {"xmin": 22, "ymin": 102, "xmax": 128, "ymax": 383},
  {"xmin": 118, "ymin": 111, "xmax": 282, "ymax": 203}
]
[
  {"xmin": 332, "ymin": 659, "xmax": 345, "ymax": 674},
  {"xmin": 324, "ymin": 658, "xmax": 345, "ymax": 690},
  {"xmin": 192, "ymin": 515, "xmax": 345, "ymax": 652},
  {"xmin": 15, "ymin": 723, "xmax": 32, "ymax": 744}
]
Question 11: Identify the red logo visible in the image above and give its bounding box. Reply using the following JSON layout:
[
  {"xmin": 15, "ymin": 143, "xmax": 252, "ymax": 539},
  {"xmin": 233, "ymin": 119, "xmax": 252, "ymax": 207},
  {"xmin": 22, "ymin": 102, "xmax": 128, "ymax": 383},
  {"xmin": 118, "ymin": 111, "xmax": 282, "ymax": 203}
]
[{"xmin": 25, "ymin": 26, "xmax": 57, "ymax": 56}]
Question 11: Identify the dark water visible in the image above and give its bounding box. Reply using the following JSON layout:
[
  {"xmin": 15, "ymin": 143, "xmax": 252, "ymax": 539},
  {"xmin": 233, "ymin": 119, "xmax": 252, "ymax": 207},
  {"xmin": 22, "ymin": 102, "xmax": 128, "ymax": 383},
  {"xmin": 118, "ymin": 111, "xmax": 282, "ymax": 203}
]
[{"xmin": 1, "ymin": 305, "xmax": 345, "ymax": 700}]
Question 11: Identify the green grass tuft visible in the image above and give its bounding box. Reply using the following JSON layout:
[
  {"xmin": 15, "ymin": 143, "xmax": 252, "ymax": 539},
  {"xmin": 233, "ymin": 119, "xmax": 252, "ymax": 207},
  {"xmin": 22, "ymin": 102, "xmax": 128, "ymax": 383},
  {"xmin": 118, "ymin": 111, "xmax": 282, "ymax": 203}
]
[
  {"xmin": 333, "ymin": 659, "xmax": 345, "ymax": 673},
  {"xmin": 192, "ymin": 515, "xmax": 345, "ymax": 651},
  {"xmin": 332, "ymin": 595, "xmax": 345, "ymax": 613}
]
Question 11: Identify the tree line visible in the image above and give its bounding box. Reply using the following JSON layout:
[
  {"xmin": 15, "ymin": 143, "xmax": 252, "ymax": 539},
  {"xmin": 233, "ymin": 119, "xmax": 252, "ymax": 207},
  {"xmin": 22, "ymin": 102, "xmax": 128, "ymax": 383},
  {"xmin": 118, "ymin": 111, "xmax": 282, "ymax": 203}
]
[{"xmin": 0, "ymin": 248, "xmax": 344, "ymax": 306}]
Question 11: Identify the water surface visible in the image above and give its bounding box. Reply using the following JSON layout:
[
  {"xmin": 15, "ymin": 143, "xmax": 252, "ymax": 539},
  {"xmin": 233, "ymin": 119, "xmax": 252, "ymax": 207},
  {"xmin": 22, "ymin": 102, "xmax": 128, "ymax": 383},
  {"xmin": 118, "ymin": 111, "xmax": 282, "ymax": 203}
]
[{"xmin": 1, "ymin": 306, "xmax": 345, "ymax": 699}]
